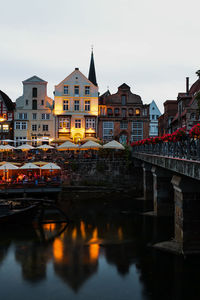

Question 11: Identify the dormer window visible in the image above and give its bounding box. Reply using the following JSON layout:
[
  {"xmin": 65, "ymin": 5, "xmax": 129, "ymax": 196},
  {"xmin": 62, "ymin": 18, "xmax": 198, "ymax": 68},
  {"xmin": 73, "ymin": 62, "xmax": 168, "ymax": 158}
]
[
  {"xmin": 121, "ymin": 95, "xmax": 126, "ymax": 105},
  {"xmin": 32, "ymin": 88, "xmax": 37, "ymax": 98},
  {"xmin": 64, "ymin": 86, "xmax": 69, "ymax": 95}
]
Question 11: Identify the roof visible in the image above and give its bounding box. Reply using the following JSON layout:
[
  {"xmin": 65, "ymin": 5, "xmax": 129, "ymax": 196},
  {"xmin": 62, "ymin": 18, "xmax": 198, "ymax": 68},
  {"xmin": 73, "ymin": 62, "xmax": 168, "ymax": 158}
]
[
  {"xmin": 189, "ymin": 78, "xmax": 200, "ymax": 95},
  {"xmin": 0, "ymin": 90, "xmax": 15, "ymax": 111},
  {"xmin": 23, "ymin": 75, "xmax": 47, "ymax": 84},
  {"xmin": 88, "ymin": 50, "xmax": 97, "ymax": 86}
]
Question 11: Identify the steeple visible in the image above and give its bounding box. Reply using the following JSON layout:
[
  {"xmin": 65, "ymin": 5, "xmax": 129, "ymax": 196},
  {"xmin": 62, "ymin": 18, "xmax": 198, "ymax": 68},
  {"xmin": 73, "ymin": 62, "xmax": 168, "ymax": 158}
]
[{"xmin": 88, "ymin": 48, "xmax": 97, "ymax": 86}]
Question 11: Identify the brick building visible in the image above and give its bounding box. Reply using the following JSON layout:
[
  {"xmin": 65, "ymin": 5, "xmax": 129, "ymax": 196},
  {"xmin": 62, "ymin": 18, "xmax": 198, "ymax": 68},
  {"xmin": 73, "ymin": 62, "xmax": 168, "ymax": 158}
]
[
  {"xmin": 98, "ymin": 83, "xmax": 149, "ymax": 143},
  {"xmin": 158, "ymin": 100, "xmax": 177, "ymax": 136},
  {"xmin": 0, "ymin": 90, "xmax": 15, "ymax": 140}
]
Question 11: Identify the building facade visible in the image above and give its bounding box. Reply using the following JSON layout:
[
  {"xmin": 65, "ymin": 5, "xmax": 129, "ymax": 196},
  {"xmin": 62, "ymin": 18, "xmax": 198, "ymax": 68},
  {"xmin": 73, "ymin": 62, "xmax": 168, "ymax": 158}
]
[
  {"xmin": 0, "ymin": 90, "xmax": 15, "ymax": 140},
  {"xmin": 14, "ymin": 76, "xmax": 54, "ymax": 146},
  {"xmin": 158, "ymin": 100, "xmax": 177, "ymax": 136},
  {"xmin": 149, "ymin": 100, "xmax": 161, "ymax": 137},
  {"xmin": 98, "ymin": 83, "xmax": 149, "ymax": 143},
  {"xmin": 54, "ymin": 54, "xmax": 98, "ymax": 143}
]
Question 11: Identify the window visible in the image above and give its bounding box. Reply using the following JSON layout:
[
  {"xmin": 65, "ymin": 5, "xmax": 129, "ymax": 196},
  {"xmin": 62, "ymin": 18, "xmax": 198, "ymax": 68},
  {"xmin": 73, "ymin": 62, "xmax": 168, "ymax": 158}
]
[
  {"xmin": 85, "ymin": 86, "xmax": 90, "ymax": 95},
  {"xmin": 18, "ymin": 113, "xmax": 27, "ymax": 120},
  {"xmin": 43, "ymin": 124, "xmax": 49, "ymax": 131},
  {"xmin": 26, "ymin": 99, "xmax": 29, "ymax": 105},
  {"xmin": 74, "ymin": 86, "xmax": 79, "ymax": 96},
  {"xmin": 63, "ymin": 100, "xmax": 69, "ymax": 111},
  {"xmin": 143, "ymin": 109, "xmax": 147, "ymax": 116},
  {"xmin": 100, "ymin": 107, "xmax": 106, "ymax": 116},
  {"xmin": 22, "ymin": 122, "xmax": 27, "ymax": 130},
  {"xmin": 103, "ymin": 121, "xmax": 114, "ymax": 140},
  {"xmin": 15, "ymin": 122, "xmax": 27, "ymax": 130},
  {"xmin": 31, "ymin": 136, "xmax": 37, "ymax": 146},
  {"xmin": 135, "ymin": 108, "xmax": 140, "ymax": 116},
  {"xmin": 152, "ymin": 115, "xmax": 155, "ymax": 120},
  {"xmin": 86, "ymin": 118, "xmax": 95, "ymax": 129},
  {"xmin": 85, "ymin": 100, "xmax": 90, "ymax": 111},
  {"xmin": 75, "ymin": 119, "xmax": 81, "ymax": 128},
  {"xmin": 32, "ymin": 88, "xmax": 37, "ymax": 97},
  {"xmin": 74, "ymin": 100, "xmax": 79, "ymax": 111},
  {"xmin": 121, "ymin": 95, "xmax": 126, "ymax": 105},
  {"xmin": 107, "ymin": 108, "xmax": 113, "ymax": 115},
  {"xmin": 32, "ymin": 99, "xmax": 37, "ymax": 110},
  {"xmin": 64, "ymin": 86, "xmax": 69, "ymax": 95},
  {"xmin": 114, "ymin": 108, "xmax": 119, "ymax": 116},
  {"xmin": 32, "ymin": 124, "xmax": 37, "ymax": 131},
  {"xmin": 15, "ymin": 136, "xmax": 27, "ymax": 146},
  {"xmin": 156, "ymin": 115, "xmax": 159, "ymax": 119},
  {"xmin": 122, "ymin": 109, "xmax": 126, "ymax": 117},
  {"xmin": 32, "ymin": 113, "xmax": 37, "ymax": 120},
  {"xmin": 131, "ymin": 121, "xmax": 143, "ymax": 141},
  {"xmin": 41, "ymin": 100, "xmax": 44, "ymax": 105},
  {"xmin": 120, "ymin": 121, "xmax": 128, "ymax": 129},
  {"xmin": 2, "ymin": 125, "xmax": 9, "ymax": 132},
  {"xmin": 42, "ymin": 113, "xmax": 50, "ymax": 120},
  {"xmin": 190, "ymin": 113, "xmax": 195, "ymax": 120},
  {"xmin": 59, "ymin": 118, "xmax": 70, "ymax": 129}
]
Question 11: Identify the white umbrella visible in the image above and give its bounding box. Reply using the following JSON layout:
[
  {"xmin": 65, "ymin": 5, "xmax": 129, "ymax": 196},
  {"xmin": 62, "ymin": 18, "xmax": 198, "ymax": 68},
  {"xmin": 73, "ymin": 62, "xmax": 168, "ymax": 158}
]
[
  {"xmin": 41, "ymin": 162, "xmax": 61, "ymax": 170},
  {"xmin": 20, "ymin": 163, "xmax": 40, "ymax": 169},
  {"xmin": 3, "ymin": 145, "xmax": 15, "ymax": 150},
  {"xmin": 57, "ymin": 141, "xmax": 78, "ymax": 150},
  {"xmin": 37, "ymin": 144, "xmax": 54, "ymax": 150},
  {"xmin": 80, "ymin": 140, "xmax": 102, "ymax": 150},
  {"xmin": 103, "ymin": 140, "xmax": 125, "ymax": 150},
  {"xmin": 2, "ymin": 139, "xmax": 15, "ymax": 143},
  {"xmin": 0, "ymin": 163, "xmax": 19, "ymax": 170},
  {"xmin": 16, "ymin": 144, "xmax": 34, "ymax": 150}
]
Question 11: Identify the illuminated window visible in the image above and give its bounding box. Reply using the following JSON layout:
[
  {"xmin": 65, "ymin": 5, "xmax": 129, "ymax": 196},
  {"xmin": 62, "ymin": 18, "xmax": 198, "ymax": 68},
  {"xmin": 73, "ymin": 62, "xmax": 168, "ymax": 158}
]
[
  {"xmin": 59, "ymin": 118, "xmax": 70, "ymax": 129},
  {"xmin": 63, "ymin": 100, "xmax": 69, "ymax": 111},
  {"xmin": 135, "ymin": 109, "xmax": 140, "ymax": 116},
  {"xmin": 3, "ymin": 125, "xmax": 9, "ymax": 132},
  {"xmin": 64, "ymin": 86, "xmax": 69, "ymax": 95},
  {"xmin": 74, "ymin": 86, "xmax": 79, "ymax": 96},
  {"xmin": 85, "ymin": 100, "xmax": 90, "ymax": 111},
  {"xmin": 75, "ymin": 119, "xmax": 81, "ymax": 128},
  {"xmin": 74, "ymin": 100, "xmax": 79, "ymax": 111},
  {"xmin": 85, "ymin": 86, "xmax": 90, "ymax": 95},
  {"xmin": 86, "ymin": 118, "xmax": 95, "ymax": 129}
]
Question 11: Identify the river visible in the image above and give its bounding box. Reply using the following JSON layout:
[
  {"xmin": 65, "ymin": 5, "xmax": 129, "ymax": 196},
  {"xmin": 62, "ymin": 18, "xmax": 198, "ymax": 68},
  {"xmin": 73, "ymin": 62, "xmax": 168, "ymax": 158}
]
[{"xmin": 0, "ymin": 193, "xmax": 200, "ymax": 300}]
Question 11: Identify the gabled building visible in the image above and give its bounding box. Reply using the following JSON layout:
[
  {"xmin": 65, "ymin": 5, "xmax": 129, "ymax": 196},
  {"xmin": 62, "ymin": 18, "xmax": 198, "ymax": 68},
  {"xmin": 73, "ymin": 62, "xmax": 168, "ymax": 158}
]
[
  {"xmin": 98, "ymin": 83, "xmax": 149, "ymax": 143},
  {"xmin": 0, "ymin": 90, "xmax": 15, "ymax": 140},
  {"xmin": 149, "ymin": 100, "xmax": 161, "ymax": 137},
  {"xmin": 14, "ymin": 76, "xmax": 54, "ymax": 146},
  {"xmin": 158, "ymin": 100, "xmax": 177, "ymax": 136},
  {"xmin": 54, "ymin": 51, "xmax": 99, "ymax": 143}
]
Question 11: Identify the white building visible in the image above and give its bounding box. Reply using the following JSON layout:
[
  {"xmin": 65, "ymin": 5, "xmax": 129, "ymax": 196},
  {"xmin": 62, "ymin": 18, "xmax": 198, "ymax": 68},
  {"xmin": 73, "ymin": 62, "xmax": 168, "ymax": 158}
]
[
  {"xmin": 149, "ymin": 100, "xmax": 161, "ymax": 137},
  {"xmin": 54, "ymin": 53, "xmax": 99, "ymax": 143},
  {"xmin": 14, "ymin": 76, "xmax": 55, "ymax": 146}
]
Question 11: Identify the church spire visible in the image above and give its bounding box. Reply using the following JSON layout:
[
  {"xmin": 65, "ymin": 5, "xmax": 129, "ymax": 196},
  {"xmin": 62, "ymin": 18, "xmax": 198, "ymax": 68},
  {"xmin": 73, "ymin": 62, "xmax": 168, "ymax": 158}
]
[{"xmin": 88, "ymin": 48, "xmax": 97, "ymax": 86}]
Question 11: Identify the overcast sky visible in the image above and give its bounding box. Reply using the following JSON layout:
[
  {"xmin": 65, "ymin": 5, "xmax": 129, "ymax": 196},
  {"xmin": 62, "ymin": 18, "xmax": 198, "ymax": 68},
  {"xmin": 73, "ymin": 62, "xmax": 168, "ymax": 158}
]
[{"xmin": 0, "ymin": 0, "xmax": 199, "ymax": 112}]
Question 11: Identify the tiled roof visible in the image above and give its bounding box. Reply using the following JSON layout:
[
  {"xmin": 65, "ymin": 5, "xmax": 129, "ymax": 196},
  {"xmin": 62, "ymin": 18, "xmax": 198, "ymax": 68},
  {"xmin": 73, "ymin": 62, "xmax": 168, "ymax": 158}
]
[{"xmin": 0, "ymin": 90, "xmax": 15, "ymax": 111}]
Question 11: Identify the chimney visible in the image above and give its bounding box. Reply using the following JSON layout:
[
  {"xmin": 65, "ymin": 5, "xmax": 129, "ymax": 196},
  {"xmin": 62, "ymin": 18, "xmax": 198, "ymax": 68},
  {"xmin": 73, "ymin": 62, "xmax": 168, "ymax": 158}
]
[{"xmin": 186, "ymin": 77, "xmax": 189, "ymax": 95}]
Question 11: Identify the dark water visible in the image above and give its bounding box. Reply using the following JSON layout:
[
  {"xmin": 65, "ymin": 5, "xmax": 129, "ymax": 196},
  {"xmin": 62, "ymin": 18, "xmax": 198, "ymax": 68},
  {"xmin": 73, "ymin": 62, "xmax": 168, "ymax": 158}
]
[{"xmin": 0, "ymin": 195, "xmax": 200, "ymax": 300}]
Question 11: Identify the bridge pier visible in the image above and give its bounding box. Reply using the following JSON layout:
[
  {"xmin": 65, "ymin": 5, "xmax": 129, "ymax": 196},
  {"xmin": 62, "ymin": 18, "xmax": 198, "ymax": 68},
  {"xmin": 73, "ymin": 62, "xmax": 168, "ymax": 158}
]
[
  {"xmin": 143, "ymin": 163, "xmax": 153, "ymax": 201},
  {"xmin": 152, "ymin": 167, "xmax": 174, "ymax": 217},
  {"xmin": 171, "ymin": 175, "xmax": 200, "ymax": 254}
]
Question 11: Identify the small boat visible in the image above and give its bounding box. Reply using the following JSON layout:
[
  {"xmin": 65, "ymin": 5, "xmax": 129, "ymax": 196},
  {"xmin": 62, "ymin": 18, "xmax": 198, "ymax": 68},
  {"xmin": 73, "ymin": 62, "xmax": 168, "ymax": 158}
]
[{"xmin": 0, "ymin": 201, "xmax": 40, "ymax": 224}]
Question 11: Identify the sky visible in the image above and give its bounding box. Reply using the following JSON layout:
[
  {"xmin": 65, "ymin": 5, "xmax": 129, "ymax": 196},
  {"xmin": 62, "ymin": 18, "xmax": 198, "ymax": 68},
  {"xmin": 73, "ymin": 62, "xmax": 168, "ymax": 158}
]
[{"xmin": 0, "ymin": 0, "xmax": 200, "ymax": 112}]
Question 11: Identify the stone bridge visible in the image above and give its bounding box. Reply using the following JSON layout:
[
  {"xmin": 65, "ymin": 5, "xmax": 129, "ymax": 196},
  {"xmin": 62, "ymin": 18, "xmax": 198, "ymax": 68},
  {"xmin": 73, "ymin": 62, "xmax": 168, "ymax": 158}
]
[{"xmin": 132, "ymin": 149, "xmax": 200, "ymax": 255}]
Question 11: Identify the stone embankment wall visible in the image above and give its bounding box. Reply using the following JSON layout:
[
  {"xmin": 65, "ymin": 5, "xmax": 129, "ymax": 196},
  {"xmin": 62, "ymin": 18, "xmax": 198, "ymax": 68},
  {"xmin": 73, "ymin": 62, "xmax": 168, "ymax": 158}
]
[{"xmin": 60, "ymin": 159, "xmax": 141, "ymax": 191}]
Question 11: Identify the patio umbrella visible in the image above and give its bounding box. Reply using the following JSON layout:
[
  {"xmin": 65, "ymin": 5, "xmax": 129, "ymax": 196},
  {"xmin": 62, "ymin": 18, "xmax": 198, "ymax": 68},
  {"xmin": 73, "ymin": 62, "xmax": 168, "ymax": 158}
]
[
  {"xmin": 41, "ymin": 162, "xmax": 61, "ymax": 170},
  {"xmin": 0, "ymin": 162, "xmax": 19, "ymax": 181},
  {"xmin": 32, "ymin": 161, "xmax": 48, "ymax": 167},
  {"xmin": 3, "ymin": 145, "xmax": 15, "ymax": 151},
  {"xmin": 51, "ymin": 137, "xmax": 72, "ymax": 144},
  {"xmin": 16, "ymin": 144, "xmax": 34, "ymax": 151},
  {"xmin": 103, "ymin": 140, "xmax": 125, "ymax": 150},
  {"xmin": 37, "ymin": 144, "xmax": 55, "ymax": 151},
  {"xmin": 2, "ymin": 139, "xmax": 15, "ymax": 143},
  {"xmin": 81, "ymin": 137, "xmax": 100, "ymax": 143},
  {"xmin": 57, "ymin": 141, "xmax": 78, "ymax": 151},
  {"xmin": 20, "ymin": 163, "xmax": 40, "ymax": 169},
  {"xmin": 80, "ymin": 141, "xmax": 102, "ymax": 150}
]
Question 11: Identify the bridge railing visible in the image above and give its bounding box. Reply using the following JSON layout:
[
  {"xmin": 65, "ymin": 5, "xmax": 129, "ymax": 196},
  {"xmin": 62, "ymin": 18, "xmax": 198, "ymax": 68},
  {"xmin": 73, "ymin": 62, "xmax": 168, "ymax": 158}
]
[{"xmin": 132, "ymin": 137, "xmax": 200, "ymax": 161}]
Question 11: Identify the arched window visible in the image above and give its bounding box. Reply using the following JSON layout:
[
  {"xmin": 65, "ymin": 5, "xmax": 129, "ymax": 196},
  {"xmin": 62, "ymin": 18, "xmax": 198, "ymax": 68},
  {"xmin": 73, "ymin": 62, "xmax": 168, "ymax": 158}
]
[
  {"xmin": 32, "ymin": 88, "xmax": 37, "ymax": 98},
  {"xmin": 32, "ymin": 99, "xmax": 37, "ymax": 110},
  {"xmin": 114, "ymin": 108, "xmax": 120, "ymax": 116},
  {"xmin": 129, "ymin": 108, "xmax": 133, "ymax": 116},
  {"xmin": 121, "ymin": 95, "xmax": 126, "ymax": 105},
  {"xmin": 107, "ymin": 108, "xmax": 113, "ymax": 116}
]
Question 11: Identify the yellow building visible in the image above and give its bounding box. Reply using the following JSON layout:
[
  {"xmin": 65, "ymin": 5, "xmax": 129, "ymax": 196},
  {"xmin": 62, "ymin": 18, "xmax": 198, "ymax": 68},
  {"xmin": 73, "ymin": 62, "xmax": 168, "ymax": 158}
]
[{"xmin": 54, "ymin": 52, "xmax": 99, "ymax": 143}]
